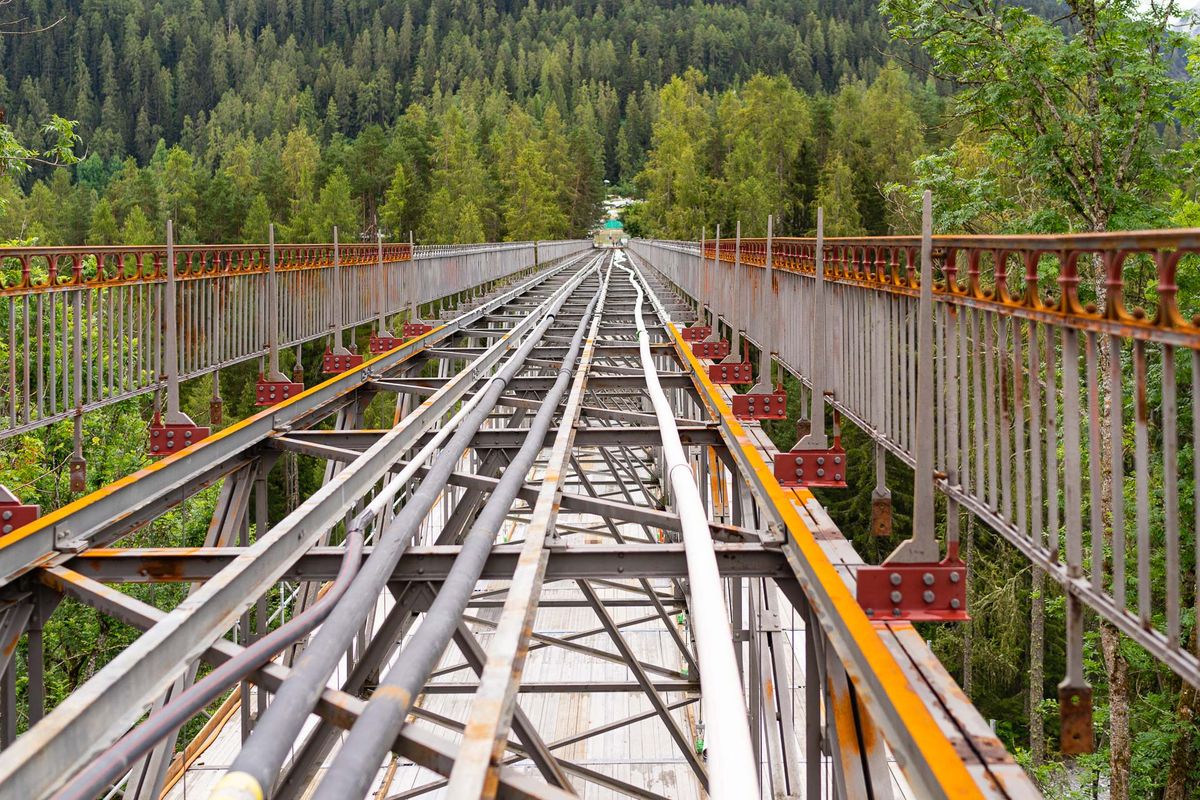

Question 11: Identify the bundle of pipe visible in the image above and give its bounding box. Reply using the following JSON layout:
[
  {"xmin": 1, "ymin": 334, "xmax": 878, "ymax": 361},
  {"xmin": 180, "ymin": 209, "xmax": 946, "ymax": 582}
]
[
  {"xmin": 615, "ymin": 250, "xmax": 759, "ymax": 798},
  {"xmin": 307, "ymin": 267, "xmax": 605, "ymax": 800},
  {"xmin": 207, "ymin": 256, "xmax": 602, "ymax": 800}
]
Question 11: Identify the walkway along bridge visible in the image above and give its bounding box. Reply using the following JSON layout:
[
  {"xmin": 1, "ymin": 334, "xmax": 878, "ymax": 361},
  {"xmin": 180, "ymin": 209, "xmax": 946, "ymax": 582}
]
[{"xmin": 0, "ymin": 196, "xmax": 1195, "ymax": 798}]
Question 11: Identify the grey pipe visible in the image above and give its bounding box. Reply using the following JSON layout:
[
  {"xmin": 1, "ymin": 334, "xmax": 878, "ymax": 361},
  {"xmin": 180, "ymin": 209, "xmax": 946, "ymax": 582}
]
[
  {"xmin": 52, "ymin": 523, "xmax": 364, "ymax": 800},
  {"xmin": 309, "ymin": 270, "xmax": 605, "ymax": 800},
  {"xmin": 211, "ymin": 259, "xmax": 597, "ymax": 800}
]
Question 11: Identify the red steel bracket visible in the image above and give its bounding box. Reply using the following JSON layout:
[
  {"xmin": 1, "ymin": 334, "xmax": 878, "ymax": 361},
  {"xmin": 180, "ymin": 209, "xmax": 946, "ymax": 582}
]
[
  {"xmin": 369, "ymin": 334, "xmax": 403, "ymax": 354},
  {"xmin": 680, "ymin": 325, "xmax": 711, "ymax": 342},
  {"xmin": 148, "ymin": 420, "xmax": 211, "ymax": 457},
  {"xmin": 691, "ymin": 339, "xmax": 730, "ymax": 360},
  {"xmin": 0, "ymin": 487, "xmax": 39, "ymax": 536},
  {"xmin": 69, "ymin": 457, "xmax": 87, "ymax": 493},
  {"xmin": 708, "ymin": 361, "xmax": 753, "ymax": 385},
  {"xmin": 774, "ymin": 445, "xmax": 848, "ymax": 489},
  {"xmin": 731, "ymin": 388, "xmax": 787, "ymax": 420},
  {"xmin": 1059, "ymin": 686, "xmax": 1094, "ymax": 755},
  {"xmin": 855, "ymin": 557, "xmax": 969, "ymax": 622},
  {"xmin": 256, "ymin": 379, "xmax": 304, "ymax": 407},
  {"xmin": 402, "ymin": 322, "xmax": 435, "ymax": 338},
  {"xmin": 322, "ymin": 350, "xmax": 364, "ymax": 375}
]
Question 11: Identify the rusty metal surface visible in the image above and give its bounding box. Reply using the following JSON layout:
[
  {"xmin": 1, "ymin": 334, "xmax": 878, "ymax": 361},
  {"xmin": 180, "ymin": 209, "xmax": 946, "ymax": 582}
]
[
  {"xmin": 731, "ymin": 389, "xmax": 788, "ymax": 420},
  {"xmin": 708, "ymin": 360, "xmax": 753, "ymax": 384}
]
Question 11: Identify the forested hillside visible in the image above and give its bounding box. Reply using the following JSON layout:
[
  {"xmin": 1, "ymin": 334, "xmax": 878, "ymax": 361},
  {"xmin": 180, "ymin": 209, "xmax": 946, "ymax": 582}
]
[{"xmin": 0, "ymin": 0, "xmax": 910, "ymax": 245}]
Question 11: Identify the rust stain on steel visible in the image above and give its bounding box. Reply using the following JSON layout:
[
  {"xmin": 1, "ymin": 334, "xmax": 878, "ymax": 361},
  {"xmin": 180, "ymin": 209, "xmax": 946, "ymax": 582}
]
[
  {"xmin": 0, "ymin": 242, "xmax": 413, "ymax": 297},
  {"xmin": 1059, "ymin": 686, "xmax": 1095, "ymax": 755},
  {"xmin": 666, "ymin": 319, "xmax": 987, "ymax": 798},
  {"xmin": 710, "ymin": 228, "xmax": 1200, "ymax": 348}
]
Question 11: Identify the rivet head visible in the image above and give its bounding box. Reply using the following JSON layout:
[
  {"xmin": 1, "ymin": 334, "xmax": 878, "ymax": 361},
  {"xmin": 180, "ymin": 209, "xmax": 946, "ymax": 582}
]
[
  {"xmin": 893, "ymin": 607, "xmax": 902, "ymax": 616},
  {"xmin": 950, "ymin": 598, "xmax": 961, "ymax": 609},
  {"xmin": 166, "ymin": 431, "xmax": 175, "ymax": 438},
  {"xmin": 834, "ymin": 473, "xmax": 842, "ymax": 480},
  {"xmin": 949, "ymin": 571, "xmax": 961, "ymax": 583},
  {"xmin": 865, "ymin": 608, "xmax": 874, "ymax": 617},
  {"xmin": 817, "ymin": 456, "xmax": 825, "ymax": 465},
  {"xmin": 1, "ymin": 511, "xmax": 11, "ymax": 521},
  {"xmin": 889, "ymin": 572, "xmax": 902, "ymax": 586},
  {"xmin": 922, "ymin": 572, "xmax": 935, "ymax": 586},
  {"xmin": 834, "ymin": 456, "xmax": 842, "ymax": 465},
  {"xmin": 2, "ymin": 525, "xmax": 11, "ymax": 534},
  {"xmin": 890, "ymin": 590, "xmax": 902, "ymax": 603},
  {"xmin": 816, "ymin": 468, "xmax": 824, "ymax": 477},
  {"xmin": 795, "ymin": 468, "xmax": 803, "ymax": 478},
  {"xmin": 923, "ymin": 590, "xmax": 935, "ymax": 603}
]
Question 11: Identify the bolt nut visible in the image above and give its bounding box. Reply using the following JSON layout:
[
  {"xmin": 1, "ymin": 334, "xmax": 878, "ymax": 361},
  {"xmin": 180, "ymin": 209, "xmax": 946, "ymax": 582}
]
[
  {"xmin": 922, "ymin": 572, "xmax": 935, "ymax": 586},
  {"xmin": 1, "ymin": 511, "xmax": 11, "ymax": 521},
  {"xmin": 949, "ymin": 571, "xmax": 961, "ymax": 583},
  {"xmin": 923, "ymin": 590, "xmax": 935, "ymax": 603},
  {"xmin": 834, "ymin": 456, "xmax": 842, "ymax": 464},
  {"xmin": 889, "ymin": 572, "xmax": 902, "ymax": 586},
  {"xmin": 890, "ymin": 590, "xmax": 902, "ymax": 603},
  {"xmin": 950, "ymin": 598, "xmax": 961, "ymax": 609},
  {"xmin": 817, "ymin": 456, "xmax": 825, "ymax": 465}
]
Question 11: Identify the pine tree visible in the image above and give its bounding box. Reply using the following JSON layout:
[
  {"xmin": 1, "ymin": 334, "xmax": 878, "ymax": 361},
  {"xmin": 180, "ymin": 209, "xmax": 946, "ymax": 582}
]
[
  {"xmin": 310, "ymin": 167, "xmax": 361, "ymax": 241},
  {"xmin": 815, "ymin": 154, "xmax": 863, "ymax": 236},
  {"xmin": 502, "ymin": 140, "xmax": 568, "ymax": 241},
  {"xmin": 87, "ymin": 198, "xmax": 120, "ymax": 245},
  {"xmin": 379, "ymin": 163, "xmax": 409, "ymax": 240}
]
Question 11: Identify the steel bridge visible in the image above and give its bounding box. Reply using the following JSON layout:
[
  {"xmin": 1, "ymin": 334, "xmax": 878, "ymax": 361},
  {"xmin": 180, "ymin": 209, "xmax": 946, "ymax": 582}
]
[{"xmin": 0, "ymin": 202, "xmax": 1196, "ymax": 799}]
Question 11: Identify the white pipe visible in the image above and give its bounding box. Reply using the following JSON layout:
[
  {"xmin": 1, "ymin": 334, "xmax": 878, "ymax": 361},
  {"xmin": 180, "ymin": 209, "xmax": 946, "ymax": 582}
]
[{"xmin": 614, "ymin": 251, "xmax": 759, "ymax": 797}]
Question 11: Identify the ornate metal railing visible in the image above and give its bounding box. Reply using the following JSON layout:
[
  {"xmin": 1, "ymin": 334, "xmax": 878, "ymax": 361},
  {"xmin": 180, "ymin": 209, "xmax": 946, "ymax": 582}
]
[
  {"xmin": 634, "ymin": 227, "xmax": 1200, "ymax": 703},
  {"xmin": 0, "ymin": 238, "xmax": 588, "ymax": 438}
]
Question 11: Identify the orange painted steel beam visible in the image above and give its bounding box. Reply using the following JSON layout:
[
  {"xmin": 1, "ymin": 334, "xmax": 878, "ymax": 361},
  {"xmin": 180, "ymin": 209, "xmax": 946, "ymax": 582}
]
[{"xmin": 667, "ymin": 318, "xmax": 991, "ymax": 800}]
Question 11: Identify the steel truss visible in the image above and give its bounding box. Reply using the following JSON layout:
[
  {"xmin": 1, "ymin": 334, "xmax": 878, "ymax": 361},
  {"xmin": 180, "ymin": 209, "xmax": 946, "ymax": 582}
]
[{"xmin": 0, "ymin": 247, "xmax": 1039, "ymax": 799}]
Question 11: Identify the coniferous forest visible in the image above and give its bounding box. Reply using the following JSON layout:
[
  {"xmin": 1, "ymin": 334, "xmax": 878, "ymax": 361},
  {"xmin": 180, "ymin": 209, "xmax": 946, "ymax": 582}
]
[{"xmin": 3, "ymin": 1, "xmax": 1200, "ymax": 797}]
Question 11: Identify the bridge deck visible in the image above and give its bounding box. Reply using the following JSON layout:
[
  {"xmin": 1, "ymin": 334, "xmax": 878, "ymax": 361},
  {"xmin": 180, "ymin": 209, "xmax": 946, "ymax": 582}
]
[{"xmin": 0, "ymin": 245, "xmax": 1036, "ymax": 799}]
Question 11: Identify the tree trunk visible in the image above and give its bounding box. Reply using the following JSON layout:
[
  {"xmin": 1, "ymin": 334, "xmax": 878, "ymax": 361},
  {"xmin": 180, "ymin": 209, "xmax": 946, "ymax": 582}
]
[
  {"xmin": 1030, "ymin": 566, "xmax": 1046, "ymax": 766},
  {"xmin": 1163, "ymin": 680, "xmax": 1198, "ymax": 800},
  {"xmin": 1101, "ymin": 622, "xmax": 1131, "ymax": 799},
  {"xmin": 1163, "ymin": 629, "xmax": 1198, "ymax": 800},
  {"xmin": 963, "ymin": 515, "xmax": 974, "ymax": 696}
]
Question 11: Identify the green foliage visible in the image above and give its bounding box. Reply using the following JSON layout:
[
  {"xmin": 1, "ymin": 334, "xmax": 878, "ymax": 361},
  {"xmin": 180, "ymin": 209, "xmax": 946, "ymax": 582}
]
[
  {"xmin": 880, "ymin": 0, "xmax": 1190, "ymax": 233},
  {"xmin": 815, "ymin": 154, "xmax": 864, "ymax": 236}
]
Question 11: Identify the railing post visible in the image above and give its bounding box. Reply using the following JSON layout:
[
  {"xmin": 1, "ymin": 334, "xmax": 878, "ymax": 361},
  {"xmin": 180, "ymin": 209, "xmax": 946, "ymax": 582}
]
[
  {"xmin": 753, "ymin": 215, "xmax": 775, "ymax": 394},
  {"xmin": 376, "ymin": 230, "xmax": 387, "ymax": 336},
  {"xmin": 321, "ymin": 227, "xmax": 365, "ymax": 375},
  {"xmin": 798, "ymin": 208, "xmax": 828, "ymax": 449},
  {"xmin": 722, "ymin": 221, "xmax": 743, "ymax": 364},
  {"xmin": 699, "ymin": 227, "xmax": 706, "ymax": 325},
  {"xmin": 707, "ymin": 224, "xmax": 720, "ymax": 342},
  {"xmin": 333, "ymin": 227, "xmax": 344, "ymax": 352},
  {"xmin": 163, "ymin": 220, "xmax": 186, "ymax": 421},
  {"xmin": 266, "ymin": 223, "xmax": 285, "ymax": 382},
  {"xmin": 886, "ymin": 190, "xmax": 939, "ymax": 563},
  {"xmin": 148, "ymin": 219, "xmax": 209, "ymax": 456}
]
